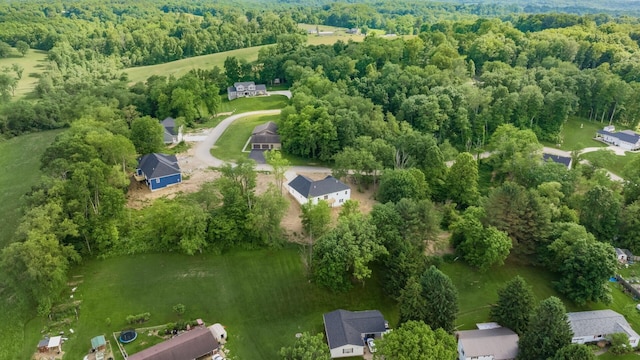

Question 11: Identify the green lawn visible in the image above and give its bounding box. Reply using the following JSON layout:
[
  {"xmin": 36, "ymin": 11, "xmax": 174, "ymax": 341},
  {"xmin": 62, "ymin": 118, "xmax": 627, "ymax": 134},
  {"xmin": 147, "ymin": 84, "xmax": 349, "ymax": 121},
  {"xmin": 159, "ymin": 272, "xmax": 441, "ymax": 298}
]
[
  {"xmin": 211, "ymin": 114, "xmax": 279, "ymax": 162},
  {"xmin": 580, "ymin": 150, "xmax": 640, "ymax": 177},
  {"xmin": 547, "ymin": 117, "xmax": 609, "ymax": 151},
  {"xmin": 33, "ymin": 248, "xmax": 397, "ymax": 360},
  {"xmin": 219, "ymin": 95, "xmax": 288, "ymax": 114},
  {"xmin": 0, "ymin": 48, "xmax": 49, "ymax": 98}
]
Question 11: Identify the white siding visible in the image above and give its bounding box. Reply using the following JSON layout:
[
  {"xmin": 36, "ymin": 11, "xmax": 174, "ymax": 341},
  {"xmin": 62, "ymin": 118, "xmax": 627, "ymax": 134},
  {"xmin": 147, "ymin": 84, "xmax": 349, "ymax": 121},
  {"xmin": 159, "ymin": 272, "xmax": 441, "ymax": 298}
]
[
  {"xmin": 572, "ymin": 335, "xmax": 605, "ymax": 344},
  {"xmin": 288, "ymin": 187, "xmax": 351, "ymax": 207},
  {"xmin": 329, "ymin": 345, "xmax": 363, "ymax": 358}
]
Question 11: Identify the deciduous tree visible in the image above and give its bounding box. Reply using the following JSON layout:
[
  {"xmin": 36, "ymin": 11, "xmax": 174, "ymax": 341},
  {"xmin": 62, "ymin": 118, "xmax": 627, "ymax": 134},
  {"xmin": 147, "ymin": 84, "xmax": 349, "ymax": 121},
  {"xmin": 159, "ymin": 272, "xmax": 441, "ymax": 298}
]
[
  {"xmin": 130, "ymin": 116, "xmax": 164, "ymax": 154},
  {"xmin": 375, "ymin": 320, "xmax": 457, "ymax": 360},
  {"xmin": 279, "ymin": 332, "xmax": 331, "ymax": 360},
  {"xmin": 446, "ymin": 152, "xmax": 479, "ymax": 208},
  {"xmin": 553, "ymin": 344, "xmax": 595, "ymax": 360}
]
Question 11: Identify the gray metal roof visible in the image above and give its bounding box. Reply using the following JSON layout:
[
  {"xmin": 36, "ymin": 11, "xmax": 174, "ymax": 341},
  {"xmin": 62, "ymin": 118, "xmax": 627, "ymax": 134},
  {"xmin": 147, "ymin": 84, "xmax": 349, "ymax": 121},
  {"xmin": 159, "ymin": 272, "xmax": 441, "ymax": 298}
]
[
  {"xmin": 542, "ymin": 153, "xmax": 572, "ymax": 168},
  {"xmin": 457, "ymin": 327, "xmax": 519, "ymax": 360},
  {"xmin": 288, "ymin": 175, "xmax": 349, "ymax": 198},
  {"xmin": 567, "ymin": 310, "xmax": 640, "ymax": 339},
  {"xmin": 138, "ymin": 153, "xmax": 181, "ymax": 179},
  {"xmin": 597, "ymin": 129, "xmax": 640, "ymax": 144},
  {"xmin": 128, "ymin": 327, "xmax": 219, "ymax": 360},
  {"xmin": 323, "ymin": 310, "xmax": 386, "ymax": 349}
]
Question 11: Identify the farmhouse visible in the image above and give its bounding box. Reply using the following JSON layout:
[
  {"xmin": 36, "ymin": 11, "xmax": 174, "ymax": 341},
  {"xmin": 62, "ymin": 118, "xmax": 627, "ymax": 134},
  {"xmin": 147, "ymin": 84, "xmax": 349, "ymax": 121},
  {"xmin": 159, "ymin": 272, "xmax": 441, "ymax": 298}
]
[
  {"xmin": 567, "ymin": 309, "xmax": 640, "ymax": 347},
  {"xmin": 227, "ymin": 81, "xmax": 267, "ymax": 100},
  {"xmin": 287, "ymin": 175, "xmax": 350, "ymax": 207},
  {"xmin": 323, "ymin": 309, "xmax": 387, "ymax": 358},
  {"xmin": 456, "ymin": 326, "xmax": 519, "ymax": 360},
  {"xmin": 542, "ymin": 153, "xmax": 573, "ymax": 169},
  {"xmin": 251, "ymin": 121, "xmax": 281, "ymax": 150},
  {"xmin": 128, "ymin": 326, "xmax": 220, "ymax": 360},
  {"xmin": 161, "ymin": 117, "xmax": 183, "ymax": 145},
  {"xmin": 596, "ymin": 125, "xmax": 640, "ymax": 150},
  {"xmin": 136, "ymin": 153, "xmax": 182, "ymax": 192}
]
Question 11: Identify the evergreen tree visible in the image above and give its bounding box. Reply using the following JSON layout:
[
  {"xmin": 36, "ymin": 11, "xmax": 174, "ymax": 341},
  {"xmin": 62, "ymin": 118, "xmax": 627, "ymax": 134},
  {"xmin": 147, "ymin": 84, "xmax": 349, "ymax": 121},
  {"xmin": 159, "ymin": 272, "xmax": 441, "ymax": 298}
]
[
  {"xmin": 398, "ymin": 276, "xmax": 426, "ymax": 324},
  {"xmin": 420, "ymin": 265, "xmax": 458, "ymax": 332},
  {"xmin": 518, "ymin": 297, "xmax": 572, "ymax": 360},
  {"xmin": 490, "ymin": 276, "xmax": 535, "ymax": 335}
]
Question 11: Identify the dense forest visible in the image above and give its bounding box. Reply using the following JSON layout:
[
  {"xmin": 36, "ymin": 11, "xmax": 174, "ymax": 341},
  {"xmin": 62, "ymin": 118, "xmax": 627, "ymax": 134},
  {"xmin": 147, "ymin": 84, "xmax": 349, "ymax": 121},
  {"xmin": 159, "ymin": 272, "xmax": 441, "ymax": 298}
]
[{"xmin": 4, "ymin": 0, "xmax": 640, "ymax": 358}]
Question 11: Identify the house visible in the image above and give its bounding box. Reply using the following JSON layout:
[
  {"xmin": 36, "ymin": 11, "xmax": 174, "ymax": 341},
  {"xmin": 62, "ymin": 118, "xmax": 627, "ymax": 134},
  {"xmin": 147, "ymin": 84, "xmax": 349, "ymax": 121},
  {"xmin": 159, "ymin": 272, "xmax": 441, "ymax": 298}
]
[
  {"xmin": 456, "ymin": 327, "xmax": 519, "ymax": 360},
  {"xmin": 251, "ymin": 121, "xmax": 281, "ymax": 150},
  {"xmin": 542, "ymin": 153, "xmax": 573, "ymax": 169},
  {"xmin": 323, "ymin": 309, "xmax": 387, "ymax": 358},
  {"xmin": 616, "ymin": 248, "xmax": 629, "ymax": 263},
  {"xmin": 91, "ymin": 335, "xmax": 106, "ymax": 352},
  {"xmin": 136, "ymin": 153, "xmax": 182, "ymax": 192},
  {"xmin": 128, "ymin": 326, "xmax": 220, "ymax": 360},
  {"xmin": 596, "ymin": 125, "xmax": 640, "ymax": 150},
  {"xmin": 567, "ymin": 309, "xmax": 640, "ymax": 347},
  {"xmin": 227, "ymin": 81, "xmax": 267, "ymax": 100},
  {"xmin": 161, "ymin": 117, "xmax": 183, "ymax": 145},
  {"xmin": 287, "ymin": 175, "xmax": 350, "ymax": 207}
]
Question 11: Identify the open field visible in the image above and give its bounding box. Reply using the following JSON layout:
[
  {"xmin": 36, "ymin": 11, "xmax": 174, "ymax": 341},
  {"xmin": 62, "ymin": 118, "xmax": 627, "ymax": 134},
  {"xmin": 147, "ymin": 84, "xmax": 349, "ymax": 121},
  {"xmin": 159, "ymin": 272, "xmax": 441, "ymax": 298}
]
[
  {"xmin": 581, "ymin": 150, "xmax": 640, "ymax": 177},
  {"xmin": 211, "ymin": 114, "xmax": 279, "ymax": 162},
  {"xmin": 32, "ymin": 248, "xmax": 397, "ymax": 360},
  {"xmin": 544, "ymin": 117, "xmax": 609, "ymax": 151},
  {"xmin": 0, "ymin": 48, "xmax": 49, "ymax": 98},
  {"xmin": 0, "ymin": 130, "xmax": 62, "ymax": 360}
]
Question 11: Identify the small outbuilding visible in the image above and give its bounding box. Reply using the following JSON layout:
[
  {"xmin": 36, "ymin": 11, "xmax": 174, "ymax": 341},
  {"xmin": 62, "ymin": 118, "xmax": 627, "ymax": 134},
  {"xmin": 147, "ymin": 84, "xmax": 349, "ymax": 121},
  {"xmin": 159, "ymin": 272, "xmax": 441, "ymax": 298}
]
[
  {"xmin": 48, "ymin": 336, "xmax": 62, "ymax": 352},
  {"xmin": 542, "ymin": 153, "xmax": 573, "ymax": 169},
  {"xmin": 37, "ymin": 338, "xmax": 49, "ymax": 353},
  {"xmin": 91, "ymin": 335, "xmax": 107, "ymax": 352},
  {"xmin": 210, "ymin": 323, "xmax": 227, "ymax": 343},
  {"xmin": 616, "ymin": 248, "xmax": 629, "ymax": 263}
]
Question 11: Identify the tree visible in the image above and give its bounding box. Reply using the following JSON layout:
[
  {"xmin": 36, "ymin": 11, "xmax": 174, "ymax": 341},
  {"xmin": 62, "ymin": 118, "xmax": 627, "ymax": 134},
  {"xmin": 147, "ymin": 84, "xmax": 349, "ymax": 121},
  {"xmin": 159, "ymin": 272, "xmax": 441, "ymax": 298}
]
[
  {"xmin": 580, "ymin": 185, "xmax": 621, "ymax": 241},
  {"xmin": 489, "ymin": 124, "xmax": 542, "ymax": 179},
  {"xmin": 224, "ymin": 56, "xmax": 241, "ymax": 84},
  {"xmin": 609, "ymin": 332, "xmax": 632, "ymax": 355},
  {"xmin": 553, "ymin": 344, "xmax": 595, "ymax": 360},
  {"xmin": 173, "ymin": 303, "xmax": 186, "ymax": 316},
  {"xmin": 0, "ymin": 41, "xmax": 11, "ymax": 58},
  {"xmin": 377, "ymin": 168, "xmax": 426, "ymax": 203},
  {"xmin": 446, "ymin": 152, "xmax": 479, "ymax": 208},
  {"xmin": 398, "ymin": 276, "xmax": 426, "ymax": 324},
  {"xmin": 11, "ymin": 63, "xmax": 24, "ymax": 80},
  {"xmin": 420, "ymin": 266, "xmax": 458, "ymax": 332},
  {"xmin": 548, "ymin": 224, "xmax": 616, "ymax": 305},
  {"xmin": 490, "ymin": 276, "xmax": 535, "ymax": 335},
  {"xmin": 249, "ymin": 185, "xmax": 288, "ymax": 246},
  {"xmin": 313, "ymin": 213, "xmax": 387, "ymax": 291},
  {"xmin": 16, "ymin": 40, "xmax": 29, "ymax": 56},
  {"xmin": 280, "ymin": 332, "xmax": 331, "ymax": 360},
  {"xmin": 265, "ymin": 150, "xmax": 290, "ymax": 194},
  {"xmin": 517, "ymin": 296, "xmax": 572, "ymax": 360},
  {"xmin": 375, "ymin": 320, "xmax": 457, "ymax": 360},
  {"xmin": 130, "ymin": 116, "xmax": 165, "ymax": 154}
]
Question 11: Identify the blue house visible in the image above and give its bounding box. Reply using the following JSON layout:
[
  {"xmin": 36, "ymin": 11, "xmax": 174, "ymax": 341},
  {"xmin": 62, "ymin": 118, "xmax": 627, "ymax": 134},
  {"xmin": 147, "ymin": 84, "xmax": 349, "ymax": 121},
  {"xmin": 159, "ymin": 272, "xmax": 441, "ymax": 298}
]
[{"xmin": 136, "ymin": 153, "xmax": 182, "ymax": 191}]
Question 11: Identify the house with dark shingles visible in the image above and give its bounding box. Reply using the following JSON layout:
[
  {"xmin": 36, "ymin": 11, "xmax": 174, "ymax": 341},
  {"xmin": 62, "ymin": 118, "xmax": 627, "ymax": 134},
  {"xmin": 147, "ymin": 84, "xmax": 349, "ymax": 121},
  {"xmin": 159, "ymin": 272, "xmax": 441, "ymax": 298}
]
[
  {"xmin": 287, "ymin": 175, "xmax": 350, "ymax": 207},
  {"xmin": 161, "ymin": 117, "xmax": 183, "ymax": 144},
  {"xmin": 251, "ymin": 121, "xmax": 281, "ymax": 150},
  {"xmin": 128, "ymin": 326, "xmax": 220, "ymax": 360},
  {"xmin": 596, "ymin": 125, "xmax": 640, "ymax": 150},
  {"xmin": 136, "ymin": 153, "xmax": 182, "ymax": 191},
  {"xmin": 542, "ymin": 153, "xmax": 573, "ymax": 169},
  {"xmin": 456, "ymin": 327, "xmax": 519, "ymax": 360},
  {"xmin": 227, "ymin": 81, "xmax": 267, "ymax": 100},
  {"xmin": 567, "ymin": 309, "xmax": 640, "ymax": 347},
  {"xmin": 323, "ymin": 309, "xmax": 387, "ymax": 358}
]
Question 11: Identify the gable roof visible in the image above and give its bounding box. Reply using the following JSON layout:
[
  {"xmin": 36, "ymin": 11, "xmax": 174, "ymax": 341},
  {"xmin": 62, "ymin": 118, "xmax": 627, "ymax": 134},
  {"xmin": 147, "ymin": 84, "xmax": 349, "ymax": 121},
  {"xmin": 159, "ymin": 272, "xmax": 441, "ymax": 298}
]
[
  {"xmin": 128, "ymin": 327, "xmax": 219, "ymax": 360},
  {"xmin": 542, "ymin": 153, "xmax": 572, "ymax": 168},
  {"xmin": 91, "ymin": 335, "xmax": 106, "ymax": 349},
  {"xmin": 161, "ymin": 117, "xmax": 176, "ymax": 134},
  {"xmin": 138, "ymin": 153, "xmax": 181, "ymax": 179},
  {"xmin": 323, "ymin": 310, "xmax": 386, "ymax": 349},
  {"xmin": 567, "ymin": 310, "xmax": 640, "ymax": 339},
  {"xmin": 457, "ymin": 327, "xmax": 519, "ymax": 360},
  {"xmin": 229, "ymin": 82, "xmax": 267, "ymax": 92},
  {"xmin": 252, "ymin": 121, "xmax": 278, "ymax": 135},
  {"xmin": 597, "ymin": 129, "xmax": 640, "ymax": 144},
  {"xmin": 288, "ymin": 175, "xmax": 350, "ymax": 198},
  {"xmin": 251, "ymin": 122, "xmax": 280, "ymax": 144}
]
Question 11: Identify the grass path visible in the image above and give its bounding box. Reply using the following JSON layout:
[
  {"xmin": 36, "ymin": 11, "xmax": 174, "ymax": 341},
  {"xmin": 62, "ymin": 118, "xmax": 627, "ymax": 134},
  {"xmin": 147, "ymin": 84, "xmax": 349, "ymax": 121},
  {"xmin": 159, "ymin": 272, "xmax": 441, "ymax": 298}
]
[{"xmin": 49, "ymin": 248, "xmax": 397, "ymax": 360}]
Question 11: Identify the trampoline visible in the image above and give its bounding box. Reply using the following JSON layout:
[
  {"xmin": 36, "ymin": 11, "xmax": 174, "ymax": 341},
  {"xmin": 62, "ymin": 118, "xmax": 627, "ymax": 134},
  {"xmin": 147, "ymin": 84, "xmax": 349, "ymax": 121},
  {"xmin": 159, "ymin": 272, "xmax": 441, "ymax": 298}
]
[{"xmin": 119, "ymin": 330, "xmax": 137, "ymax": 344}]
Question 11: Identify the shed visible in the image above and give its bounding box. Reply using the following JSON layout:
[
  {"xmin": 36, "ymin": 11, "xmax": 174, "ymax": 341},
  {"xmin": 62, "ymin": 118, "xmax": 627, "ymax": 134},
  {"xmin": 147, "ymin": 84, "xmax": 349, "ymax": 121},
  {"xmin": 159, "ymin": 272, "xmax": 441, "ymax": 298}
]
[
  {"xmin": 91, "ymin": 335, "xmax": 107, "ymax": 351},
  {"xmin": 37, "ymin": 338, "xmax": 49, "ymax": 353},
  {"xmin": 210, "ymin": 323, "xmax": 227, "ymax": 343},
  {"xmin": 48, "ymin": 336, "xmax": 62, "ymax": 352},
  {"xmin": 616, "ymin": 248, "xmax": 629, "ymax": 263}
]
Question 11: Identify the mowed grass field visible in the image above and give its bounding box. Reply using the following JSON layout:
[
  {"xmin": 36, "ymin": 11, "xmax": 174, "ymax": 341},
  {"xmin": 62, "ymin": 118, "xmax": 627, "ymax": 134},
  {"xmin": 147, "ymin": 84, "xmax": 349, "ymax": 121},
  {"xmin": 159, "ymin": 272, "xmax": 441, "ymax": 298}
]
[
  {"xmin": 0, "ymin": 48, "xmax": 49, "ymax": 98},
  {"xmin": 211, "ymin": 114, "xmax": 279, "ymax": 162},
  {"xmin": 0, "ymin": 130, "xmax": 62, "ymax": 360},
  {"xmin": 544, "ymin": 117, "xmax": 608, "ymax": 151},
  {"xmin": 45, "ymin": 248, "xmax": 397, "ymax": 360},
  {"xmin": 581, "ymin": 150, "xmax": 640, "ymax": 177}
]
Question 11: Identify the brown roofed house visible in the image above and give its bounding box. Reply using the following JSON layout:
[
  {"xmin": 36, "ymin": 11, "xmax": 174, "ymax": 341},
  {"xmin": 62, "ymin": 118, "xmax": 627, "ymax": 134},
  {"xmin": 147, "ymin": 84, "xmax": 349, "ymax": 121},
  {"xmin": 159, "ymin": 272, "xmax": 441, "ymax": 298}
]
[
  {"xmin": 251, "ymin": 121, "xmax": 281, "ymax": 150},
  {"xmin": 127, "ymin": 326, "xmax": 219, "ymax": 360}
]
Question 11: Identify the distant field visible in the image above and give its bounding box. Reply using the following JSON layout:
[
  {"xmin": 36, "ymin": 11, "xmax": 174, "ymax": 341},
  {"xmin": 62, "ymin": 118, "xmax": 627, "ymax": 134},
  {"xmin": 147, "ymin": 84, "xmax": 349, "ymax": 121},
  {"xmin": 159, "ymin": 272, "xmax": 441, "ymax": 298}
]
[
  {"xmin": 42, "ymin": 248, "xmax": 397, "ymax": 360},
  {"xmin": 0, "ymin": 48, "xmax": 49, "ymax": 98}
]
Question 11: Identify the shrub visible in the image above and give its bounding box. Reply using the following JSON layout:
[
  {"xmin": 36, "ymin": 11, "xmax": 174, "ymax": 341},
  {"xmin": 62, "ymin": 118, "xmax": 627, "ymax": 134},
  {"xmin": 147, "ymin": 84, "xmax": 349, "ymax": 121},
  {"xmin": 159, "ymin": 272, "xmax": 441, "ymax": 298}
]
[
  {"xmin": 126, "ymin": 312, "xmax": 151, "ymax": 324},
  {"xmin": 173, "ymin": 303, "xmax": 186, "ymax": 316},
  {"xmin": 610, "ymin": 333, "xmax": 632, "ymax": 354}
]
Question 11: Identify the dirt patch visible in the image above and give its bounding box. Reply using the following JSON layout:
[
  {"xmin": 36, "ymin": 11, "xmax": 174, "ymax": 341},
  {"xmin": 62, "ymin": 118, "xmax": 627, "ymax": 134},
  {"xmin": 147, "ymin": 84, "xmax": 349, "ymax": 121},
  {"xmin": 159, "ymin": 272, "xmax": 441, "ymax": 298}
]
[{"xmin": 426, "ymin": 231, "xmax": 454, "ymax": 256}]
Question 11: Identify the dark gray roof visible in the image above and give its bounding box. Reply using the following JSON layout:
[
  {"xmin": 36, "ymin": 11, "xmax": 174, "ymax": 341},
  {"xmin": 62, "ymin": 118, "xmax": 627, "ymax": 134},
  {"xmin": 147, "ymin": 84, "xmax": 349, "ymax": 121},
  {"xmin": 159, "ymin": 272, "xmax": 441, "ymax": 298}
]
[
  {"xmin": 457, "ymin": 327, "xmax": 519, "ymax": 360},
  {"xmin": 252, "ymin": 121, "xmax": 278, "ymax": 135},
  {"xmin": 597, "ymin": 129, "xmax": 640, "ymax": 144},
  {"xmin": 323, "ymin": 310, "xmax": 386, "ymax": 349},
  {"xmin": 161, "ymin": 117, "xmax": 176, "ymax": 135},
  {"xmin": 138, "ymin": 153, "xmax": 181, "ymax": 179},
  {"xmin": 251, "ymin": 134, "xmax": 280, "ymax": 144},
  {"xmin": 227, "ymin": 86, "xmax": 235, "ymax": 93},
  {"xmin": 128, "ymin": 327, "xmax": 219, "ymax": 360},
  {"xmin": 542, "ymin": 153, "xmax": 572, "ymax": 168},
  {"xmin": 288, "ymin": 175, "xmax": 349, "ymax": 198},
  {"xmin": 567, "ymin": 310, "xmax": 640, "ymax": 339},
  {"xmin": 251, "ymin": 122, "xmax": 280, "ymax": 144},
  {"xmin": 255, "ymin": 84, "xmax": 267, "ymax": 91}
]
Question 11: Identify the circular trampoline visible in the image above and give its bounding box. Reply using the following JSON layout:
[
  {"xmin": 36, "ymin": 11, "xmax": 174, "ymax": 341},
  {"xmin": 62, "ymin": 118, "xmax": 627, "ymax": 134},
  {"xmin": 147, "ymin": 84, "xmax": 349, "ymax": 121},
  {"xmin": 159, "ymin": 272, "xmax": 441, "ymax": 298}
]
[{"xmin": 119, "ymin": 330, "xmax": 137, "ymax": 344}]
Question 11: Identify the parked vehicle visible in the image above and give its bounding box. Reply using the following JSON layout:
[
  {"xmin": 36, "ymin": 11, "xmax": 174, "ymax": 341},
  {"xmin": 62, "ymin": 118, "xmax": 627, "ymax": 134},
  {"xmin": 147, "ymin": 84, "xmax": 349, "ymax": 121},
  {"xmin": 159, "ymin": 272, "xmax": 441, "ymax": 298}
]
[{"xmin": 367, "ymin": 338, "xmax": 376, "ymax": 353}]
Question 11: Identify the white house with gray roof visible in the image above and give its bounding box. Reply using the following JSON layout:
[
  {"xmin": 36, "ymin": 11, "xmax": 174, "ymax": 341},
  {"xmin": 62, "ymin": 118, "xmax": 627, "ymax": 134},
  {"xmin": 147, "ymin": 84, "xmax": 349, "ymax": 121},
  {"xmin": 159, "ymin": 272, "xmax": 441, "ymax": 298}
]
[
  {"xmin": 287, "ymin": 175, "xmax": 350, "ymax": 207},
  {"xmin": 161, "ymin": 117, "xmax": 183, "ymax": 144},
  {"xmin": 227, "ymin": 81, "xmax": 267, "ymax": 100},
  {"xmin": 596, "ymin": 125, "xmax": 640, "ymax": 151},
  {"xmin": 456, "ymin": 327, "xmax": 519, "ymax": 360},
  {"xmin": 567, "ymin": 309, "xmax": 640, "ymax": 347},
  {"xmin": 323, "ymin": 309, "xmax": 387, "ymax": 358}
]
